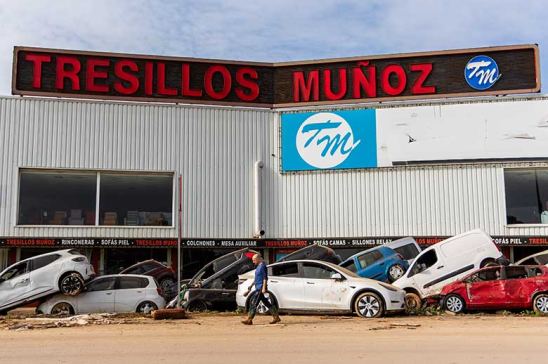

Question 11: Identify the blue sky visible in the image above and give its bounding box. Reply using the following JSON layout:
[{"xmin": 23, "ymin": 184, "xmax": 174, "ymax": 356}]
[{"xmin": 0, "ymin": 0, "xmax": 546, "ymax": 95}]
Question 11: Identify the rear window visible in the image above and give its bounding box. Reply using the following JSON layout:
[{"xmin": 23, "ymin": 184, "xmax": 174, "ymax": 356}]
[
  {"xmin": 68, "ymin": 249, "xmax": 82, "ymax": 255},
  {"xmin": 31, "ymin": 254, "xmax": 61, "ymax": 271},
  {"xmin": 357, "ymin": 250, "xmax": 383, "ymax": 268},
  {"xmin": 118, "ymin": 277, "xmax": 149, "ymax": 289},
  {"xmin": 393, "ymin": 244, "xmax": 420, "ymax": 260},
  {"xmin": 272, "ymin": 263, "xmax": 299, "ymax": 277},
  {"xmin": 536, "ymin": 254, "xmax": 548, "ymax": 265}
]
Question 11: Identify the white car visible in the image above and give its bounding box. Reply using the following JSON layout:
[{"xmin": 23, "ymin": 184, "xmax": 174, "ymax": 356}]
[
  {"xmin": 37, "ymin": 275, "xmax": 166, "ymax": 315},
  {"xmin": 393, "ymin": 229, "xmax": 506, "ymax": 309},
  {"xmin": 236, "ymin": 260, "xmax": 406, "ymax": 318},
  {"xmin": 515, "ymin": 250, "xmax": 548, "ymax": 266},
  {"xmin": 0, "ymin": 249, "xmax": 95, "ymax": 314}
]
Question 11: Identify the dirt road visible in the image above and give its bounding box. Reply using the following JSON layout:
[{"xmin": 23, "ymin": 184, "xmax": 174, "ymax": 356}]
[{"xmin": 1, "ymin": 313, "xmax": 547, "ymax": 364}]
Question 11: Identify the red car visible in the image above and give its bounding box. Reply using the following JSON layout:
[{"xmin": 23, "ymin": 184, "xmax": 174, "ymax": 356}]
[{"xmin": 439, "ymin": 265, "xmax": 548, "ymax": 314}]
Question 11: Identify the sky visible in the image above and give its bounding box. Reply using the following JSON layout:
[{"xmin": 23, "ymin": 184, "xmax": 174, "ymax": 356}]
[{"xmin": 0, "ymin": 0, "xmax": 547, "ymax": 95}]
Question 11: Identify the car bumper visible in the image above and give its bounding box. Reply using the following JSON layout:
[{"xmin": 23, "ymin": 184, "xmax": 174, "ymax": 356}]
[{"xmin": 384, "ymin": 290, "xmax": 407, "ymax": 311}]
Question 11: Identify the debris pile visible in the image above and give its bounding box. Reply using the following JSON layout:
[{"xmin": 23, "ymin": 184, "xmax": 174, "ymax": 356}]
[{"xmin": 4, "ymin": 313, "xmax": 148, "ymax": 331}]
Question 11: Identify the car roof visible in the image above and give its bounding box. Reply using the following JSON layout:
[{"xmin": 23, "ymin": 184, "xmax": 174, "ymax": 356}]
[
  {"xmin": 11, "ymin": 249, "xmax": 77, "ymax": 264},
  {"xmin": 341, "ymin": 245, "xmax": 395, "ymax": 263},
  {"xmin": 268, "ymin": 259, "xmax": 340, "ymax": 269}
]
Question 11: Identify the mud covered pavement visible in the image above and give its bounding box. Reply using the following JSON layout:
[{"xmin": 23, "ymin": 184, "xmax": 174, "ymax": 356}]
[{"xmin": 1, "ymin": 311, "xmax": 547, "ymax": 363}]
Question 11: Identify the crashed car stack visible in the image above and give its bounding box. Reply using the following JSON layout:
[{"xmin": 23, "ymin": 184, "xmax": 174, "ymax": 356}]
[{"xmin": 2, "ymin": 229, "xmax": 548, "ymax": 318}]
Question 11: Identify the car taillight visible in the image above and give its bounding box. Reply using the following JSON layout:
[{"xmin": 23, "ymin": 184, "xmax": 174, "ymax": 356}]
[
  {"xmin": 157, "ymin": 287, "xmax": 163, "ymax": 296},
  {"xmin": 72, "ymin": 257, "xmax": 86, "ymax": 262},
  {"xmin": 244, "ymin": 252, "xmax": 255, "ymax": 259}
]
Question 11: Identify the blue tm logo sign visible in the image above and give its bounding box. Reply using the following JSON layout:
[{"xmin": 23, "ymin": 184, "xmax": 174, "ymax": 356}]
[{"xmin": 464, "ymin": 55, "xmax": 501, "ymax": 91}]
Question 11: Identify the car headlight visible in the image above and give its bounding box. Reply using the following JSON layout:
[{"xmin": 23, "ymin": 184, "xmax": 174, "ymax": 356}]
[
  {"xmin": 72, "ymin": 257, "xmax": 86, "ymax": 262},
  {"xmin": 378, "ymin": 282, "xmax": 399, "ymax": 292}
]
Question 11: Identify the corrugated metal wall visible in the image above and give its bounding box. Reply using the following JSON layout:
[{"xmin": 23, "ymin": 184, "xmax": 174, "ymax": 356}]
[
  {"xmin": 0, "ymin": 97, "xmax": 272, "ymax": 238},
  {"xmin": 1, "ymin": 96, "xmax": 548, "ymax": 239}
]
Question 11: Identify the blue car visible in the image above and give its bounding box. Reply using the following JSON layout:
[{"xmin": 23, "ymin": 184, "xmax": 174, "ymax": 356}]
[{"xmin": 339, "ymin": 246, "xmax": 409, "ymax": 283}]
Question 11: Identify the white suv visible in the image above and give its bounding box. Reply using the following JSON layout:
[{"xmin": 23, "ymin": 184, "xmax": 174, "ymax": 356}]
[
  {"xmin": 236, "ymin": 260, "xmax": 406, "ymax": 318},
  {"xmin": 0, "ymin": 249, "xmax": 95, "ymax": 314}
]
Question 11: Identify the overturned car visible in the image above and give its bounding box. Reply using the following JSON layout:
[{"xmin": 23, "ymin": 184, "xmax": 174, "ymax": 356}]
[
  {"xmin": 277, "ymin": 244, "xmax": 342, "ymax": 264},
  {"xmin": 168, "ymin": 248, "xmax": 257, "ymax": 311}
]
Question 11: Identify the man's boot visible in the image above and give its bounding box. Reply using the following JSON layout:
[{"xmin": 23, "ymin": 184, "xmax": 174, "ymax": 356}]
[
  {"xmin": 269, "ymin": 315, "xmax": 281, "ymax": 324},
  {"xmin": 241, "ymin": 318, "xmax": 253, "ymax": 325}
]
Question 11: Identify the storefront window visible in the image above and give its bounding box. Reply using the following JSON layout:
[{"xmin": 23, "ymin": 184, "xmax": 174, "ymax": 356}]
[
  {"xmin": 504, "ymin": 169, "xmax": 548, "ymax": 224},
  {"xmin": 18, "ymin": 169, "xmax": 173, "ymax": 227},
  {"xmin": 99, "ymin": 174, "xmax": 173, "ymax": 226},
  {"xmin": 18, "ymin": 170, "xmax": 96, "ymax": 225}
]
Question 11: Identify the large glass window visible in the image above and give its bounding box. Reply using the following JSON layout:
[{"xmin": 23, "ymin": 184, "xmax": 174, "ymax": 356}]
[
  {"xmin": 99, "ymin": 174, "xmax": 173, "ymax": 226},
  {"xmin": 504, "ymin": 169, "xmax": 548, "ymax": 224},
  {"xmin": 18, "ymin": 169, "xmax": 173, "ymax": 227},
  {"xmin": 18, "ymin": 170, "xmax": 96, "ymax": 225}
]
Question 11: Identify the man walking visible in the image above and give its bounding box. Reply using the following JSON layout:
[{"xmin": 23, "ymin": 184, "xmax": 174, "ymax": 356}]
[{"xmin": 241, "ymin": 253, "xmax": 281, "ymax": 325}]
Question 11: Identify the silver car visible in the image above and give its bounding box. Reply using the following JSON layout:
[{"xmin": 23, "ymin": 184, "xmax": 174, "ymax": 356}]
[
  {"xmin": 37, "ymin": 275, "xmax": 166, "ymax": 315},
  {"xmin": 0, "ymin": 249, "xmax": 95, "ymax": 314}
]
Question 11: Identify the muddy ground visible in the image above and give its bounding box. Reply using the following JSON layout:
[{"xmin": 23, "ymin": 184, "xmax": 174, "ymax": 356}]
[{"xmin": 0, "ymin": 309, "xmax": 547, "ymax": 364}]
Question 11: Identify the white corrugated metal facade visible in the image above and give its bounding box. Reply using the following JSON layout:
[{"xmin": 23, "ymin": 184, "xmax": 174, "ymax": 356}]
[{"xmin": 1, "ymin": 95, "xmax": 548, "ymax": 240}]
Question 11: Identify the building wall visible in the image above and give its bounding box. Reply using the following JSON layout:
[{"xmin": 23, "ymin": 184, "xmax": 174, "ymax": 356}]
[
  {"xmin": 1, "ymin": 96, "xmax": 548, "ymax": 240},
  {"xmin": 0, "ymin": 97, "xmax": 273, "ymax": 238}
]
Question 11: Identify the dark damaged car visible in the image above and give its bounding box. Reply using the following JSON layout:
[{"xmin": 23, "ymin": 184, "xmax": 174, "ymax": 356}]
[
  {"xmin": 168, "ymin": 248, "xmax": 257, "ymax": 311},
  {"xmin": 277, "ymin": 244, "xmax": 342, "ymax": 264}
]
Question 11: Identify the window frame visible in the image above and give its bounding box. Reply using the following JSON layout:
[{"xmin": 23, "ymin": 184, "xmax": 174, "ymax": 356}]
[
  {"xmin": 16, "ymin": 168, "xmax": 175, "ymax": 229},
  {"xmin": 504, "ymin": 167, "xmax": 548, "ymax": 227}
]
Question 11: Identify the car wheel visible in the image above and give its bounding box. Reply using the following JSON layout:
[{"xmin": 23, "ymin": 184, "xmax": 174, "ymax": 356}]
[
  {"xmin": 59, "ymin": 273, "xmax": 85, "ymax": 296},
  {"xmin": 51, "ymin": 302, "xmax": 75, "ymax": 316},
  {"xmin": 533, "ymin": 293, "xmax": 548, "ymax": 315},
  {"xmin": 387, "ymin": 264, "xmax": 405, "ymax": 282},
  {"xmin": 404, "ymin": 292, "xmax": 422, "ymax": 313},
  {"xmin": 444, "ymin": 294, "xmax": 465, "ymax": 313},
  {"xmin": 354, "ymin": 292, "xmax": 384, "ymax": 318},
  {"xmin": 136, "ymin": 301, "xmax": 158, "ymax": 314},
  {"xmin": 187, "ymin": 300, "xmax": 208, "ymax": 312}
]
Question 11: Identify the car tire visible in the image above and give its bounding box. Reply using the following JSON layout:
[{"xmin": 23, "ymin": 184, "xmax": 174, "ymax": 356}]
[
  {"xmin": 533, "ymin": 293, "xmax": 548, "ymax": 315},
  {"xmin": 354, "ymin": 292, "xmax": 384, "ymax": 318},
  {"xmin": 136, "ymin": 301, "xmax": 158, "ymax": 314},
  {"xmin": 187, "ymin": 300, "xmax": 208, "ymax": 312},
  {"xmin": 51, "ymin": 302, "xmax": 75, "ymax": 316},
  {"xmin": 387, "ymin": 264, "xmax": 406, "ymax": 282},
  {"xmin": 444, "ymin": 294, "xmax": 466, "ymax": 314},
  {"xmin": 59, "ymin": 272, "xmax": 85, "ymax": 296},
  {"xmin": 404, "ymin": 292, "xmax": 423, "ymax": 313}
]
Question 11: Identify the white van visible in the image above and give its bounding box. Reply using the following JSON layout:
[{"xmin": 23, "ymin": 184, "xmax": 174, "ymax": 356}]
[{"xmin": 393, "ymin": 229, "xmax": 506, "ymax": 310}]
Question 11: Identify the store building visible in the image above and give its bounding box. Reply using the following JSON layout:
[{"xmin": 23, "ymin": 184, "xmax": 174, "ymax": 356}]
[{"xmin": 0, "ymin": 44, "xmax": 546, "ymax": 276}]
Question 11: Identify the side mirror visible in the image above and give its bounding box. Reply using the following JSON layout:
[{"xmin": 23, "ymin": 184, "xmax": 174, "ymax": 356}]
[{"xmin": 331, "ymin": 273, "xmax": 343, "ymax": 280}]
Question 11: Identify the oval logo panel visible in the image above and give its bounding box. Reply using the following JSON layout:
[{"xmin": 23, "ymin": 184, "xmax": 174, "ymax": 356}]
[
  {"xmin": 295, "ymin": 112, "xmax": 361, "ymax": 169},
  {"xmin": 464, "ymin": 55, "xmax": 501, "ymax": 90}
]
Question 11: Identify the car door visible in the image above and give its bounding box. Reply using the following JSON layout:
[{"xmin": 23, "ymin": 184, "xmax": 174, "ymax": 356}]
[
  {"xmin": 0, "ymin": 261, "xmax": 31, "ymax": 307},
  {"xmin": 406, "ymin": 249, "xmax": 444, "ymax": 297},
  {"xmin": 29, "ymin": 254, "xmax": 62, "ymax": 296},
  {"xmin": 269, "ymin": 262, "xmax": 304, "ymax": 309},
  {"xmin": 301, "ymin": 262, "xmax": 342, "ymax": 310},
  {"xmin": 466, "ymin": 267, "xmax": 505, "ymax": 308},
  {"xmin": 77, "ymin": 277, "xmax": 116, "ymax": 313},
  {"xmin": 502, "ymin": 266, "xmax": 530, "ymax": 308},
  {"xmin": 115, "ymin": 277, "xmax": 148, "ymax": 312}
]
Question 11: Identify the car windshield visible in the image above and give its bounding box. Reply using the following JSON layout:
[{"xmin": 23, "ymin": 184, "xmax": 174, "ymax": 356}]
[
  {"xmin": 190, "ymin": 251, "xmax": 241, "ymax": 285},
  {"xmin": 332, "ymin": 264, "xmax": 359, "ymax": 278}
]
